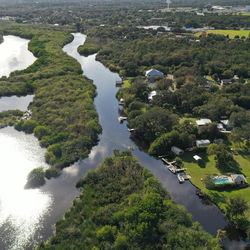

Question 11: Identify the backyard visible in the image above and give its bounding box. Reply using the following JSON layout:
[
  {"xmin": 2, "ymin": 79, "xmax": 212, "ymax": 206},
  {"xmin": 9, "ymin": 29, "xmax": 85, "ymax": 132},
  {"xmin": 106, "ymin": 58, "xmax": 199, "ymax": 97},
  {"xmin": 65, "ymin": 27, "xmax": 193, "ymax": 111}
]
[{"xmin": 180, "ymin": 150, "xmax": 250, "ymax": 219}]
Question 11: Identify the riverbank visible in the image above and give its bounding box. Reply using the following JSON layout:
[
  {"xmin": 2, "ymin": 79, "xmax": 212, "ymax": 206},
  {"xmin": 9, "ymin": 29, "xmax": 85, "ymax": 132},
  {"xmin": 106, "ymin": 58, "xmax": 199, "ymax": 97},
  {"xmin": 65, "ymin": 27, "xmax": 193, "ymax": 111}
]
[
  {"xmin": 82, "ymin": 28, "xmax": 250, "ymax": 239},
  {"xmin": 0, "ymin": 22, "xmax": 101, "ymax": 172},
  {"xmin": 40, "ymin": 33, "xmax": 248, "ymax": 249},
  {"xmin": 37, "ymin": 151, "xmax": 221, "ymax": 249}
]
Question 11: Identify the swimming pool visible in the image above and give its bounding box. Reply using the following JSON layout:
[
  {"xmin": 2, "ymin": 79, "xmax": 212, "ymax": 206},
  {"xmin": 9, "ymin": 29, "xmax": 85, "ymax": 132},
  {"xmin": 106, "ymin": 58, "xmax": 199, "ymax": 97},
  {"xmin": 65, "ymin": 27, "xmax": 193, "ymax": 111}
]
[{"xmin": 214, "ymin": 178, "xmax": 231, "ymax": 184}]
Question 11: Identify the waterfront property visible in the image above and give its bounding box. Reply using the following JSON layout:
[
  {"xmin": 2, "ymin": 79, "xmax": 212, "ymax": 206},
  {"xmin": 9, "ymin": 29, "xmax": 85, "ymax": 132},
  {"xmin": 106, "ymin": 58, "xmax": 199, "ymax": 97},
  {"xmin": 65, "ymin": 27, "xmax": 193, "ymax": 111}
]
[{"xmin": 212, "ymin": 174, "xmax": 247, "ymax": 186}]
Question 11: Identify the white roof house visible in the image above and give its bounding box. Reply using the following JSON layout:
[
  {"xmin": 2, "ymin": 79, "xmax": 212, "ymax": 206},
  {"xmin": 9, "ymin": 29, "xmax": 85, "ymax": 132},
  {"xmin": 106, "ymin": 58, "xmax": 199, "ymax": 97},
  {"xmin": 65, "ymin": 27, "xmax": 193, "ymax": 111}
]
[
  {"xmin": 171, "ymin": 146, "xmax": 184, "ymax": 155},
  {"xmin": 231, "ymin": 174, "xmax": 247, "ymax": 185},
  {"xmin": 145, "ymin": 69, "xmax": 164, "ymax": 82},
  {"xmin": 220, "ymin": 120, "xmax": 230, "ymax": 128},
  {"xmin": 196, "ymin": 139, "xmax": 210, "ymax": 147},
  {"xmin": 196, "ymin": 118, "xmax": 212, "ymax": 126},
  {"xmin": 148, "ymin": 91, "xmax": 157, "ymax": 101}
]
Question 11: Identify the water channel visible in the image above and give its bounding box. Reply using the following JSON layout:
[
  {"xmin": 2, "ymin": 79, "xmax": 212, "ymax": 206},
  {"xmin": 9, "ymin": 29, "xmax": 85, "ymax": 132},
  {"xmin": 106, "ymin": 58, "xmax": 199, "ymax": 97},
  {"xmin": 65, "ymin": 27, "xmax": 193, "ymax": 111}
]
[{"xmin": 0, "ymin": 33, "xmax": 247, "ymax": 249}]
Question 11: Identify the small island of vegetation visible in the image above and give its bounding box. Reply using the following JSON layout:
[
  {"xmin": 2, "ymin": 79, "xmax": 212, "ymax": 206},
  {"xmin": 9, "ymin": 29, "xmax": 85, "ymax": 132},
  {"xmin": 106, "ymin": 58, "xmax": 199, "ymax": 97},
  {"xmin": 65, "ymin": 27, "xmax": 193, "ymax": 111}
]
[{"xmin": 25, "ymin": 167, "xmax": 45, "ymax": 189}]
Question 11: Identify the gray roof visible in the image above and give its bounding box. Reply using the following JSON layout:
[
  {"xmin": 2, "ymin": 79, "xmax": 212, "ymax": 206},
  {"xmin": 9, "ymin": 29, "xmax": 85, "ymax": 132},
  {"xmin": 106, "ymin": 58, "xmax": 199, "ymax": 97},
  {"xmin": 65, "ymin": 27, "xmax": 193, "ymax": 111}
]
[{"xmin": 145, "ymin": 69, "xmax": 164, "ymax": 77}]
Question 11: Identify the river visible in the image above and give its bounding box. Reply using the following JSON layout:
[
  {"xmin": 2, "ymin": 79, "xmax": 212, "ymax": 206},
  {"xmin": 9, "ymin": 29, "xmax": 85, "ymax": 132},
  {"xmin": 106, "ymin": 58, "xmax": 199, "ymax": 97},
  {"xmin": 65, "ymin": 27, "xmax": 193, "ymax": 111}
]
[{"xmin": 0, "ymin": 33, "xmax": 247, "ymax": 249}]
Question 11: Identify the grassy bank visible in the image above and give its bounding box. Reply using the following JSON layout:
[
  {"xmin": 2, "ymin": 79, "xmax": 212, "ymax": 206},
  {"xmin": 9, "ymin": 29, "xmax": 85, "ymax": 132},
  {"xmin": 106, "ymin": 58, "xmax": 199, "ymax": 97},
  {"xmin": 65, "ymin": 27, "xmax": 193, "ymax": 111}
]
[
  {"xmin": 180, "ymin": 150, "xmax": 250, "ymax": 219},
  {"xmin": 0, "ymin": 22, "xmax": 101, "ymax": 172}
]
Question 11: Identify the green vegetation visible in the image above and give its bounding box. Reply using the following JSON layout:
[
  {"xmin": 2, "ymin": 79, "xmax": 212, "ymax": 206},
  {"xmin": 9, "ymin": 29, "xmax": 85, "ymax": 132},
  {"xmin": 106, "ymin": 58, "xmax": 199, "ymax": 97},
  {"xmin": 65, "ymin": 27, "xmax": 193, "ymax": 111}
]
[
  {"xmin": 196, "ymin": 29, "xmax": 250, "ymax": 39},
  {"xmin": 179, "ymin": 149, "xmax": 250, "ymax": 221},
  {"xmin": 25, "ymin": 167, "xmax": 45, "ymax": 189},
  {"xmin": 77, "ymin": 36, "xmax": 101, "ymax": 56},
  {"xmin": 0, "ymin": 109, "xmax": 23, "ymax": 128},
  {"xmin": 37, "ymin": 151, "xmax": 221, "ymax": 249},
  {"xmin": 226, "ymin": 196, "xmax": 249, "ymax": 232},
  {"xmin": 88, "ymin": 23, "xmax": 250, "ymax": 228},
  {"xmin": 0, "ymin": 22, "xmax": 101, "ymax": 170}
]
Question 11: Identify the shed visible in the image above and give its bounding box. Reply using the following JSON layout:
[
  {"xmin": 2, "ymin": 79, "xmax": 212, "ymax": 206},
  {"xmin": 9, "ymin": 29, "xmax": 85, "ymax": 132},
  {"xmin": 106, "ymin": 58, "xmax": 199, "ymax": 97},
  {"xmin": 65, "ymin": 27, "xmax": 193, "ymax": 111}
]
[
  {"xmin": 196, "ymin": 139, "xmax": 210, "ymax": 147},
  {"xmin": 171, "ymin": 146, "xmax": 184, "ymax": 156},
  {"xmin": 148, "ymin": 91, "xmax": 157, "ymax": 101},
  {"xmin": 193, "ymin": 155, "xmax": 202, "ymax": 161},
  {"xmin": 231, "ymin": 174, "xmax": 247, "ymax": 185},
  {"xmin": 145, "ymin": 69, "xmax": 164, "ymax": 83},
  {"xmin": 196, "ymin": 118, "xmax": 212, "ymax": 126}
]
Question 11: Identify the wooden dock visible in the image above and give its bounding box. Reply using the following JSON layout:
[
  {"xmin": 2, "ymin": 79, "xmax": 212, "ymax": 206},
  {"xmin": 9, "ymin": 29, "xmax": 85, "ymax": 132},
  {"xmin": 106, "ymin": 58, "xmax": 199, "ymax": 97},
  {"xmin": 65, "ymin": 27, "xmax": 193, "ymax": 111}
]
[
  {"xmin": 161, "ymin": 158, "xmax": 176, "ymax": 165},
  {"xmin": 118, "ymin": 116, "xmax": 127, "ymax": 123},
  {"xmin": 116, "ymin": 80, "xmax": 123, "ymax": 87}
]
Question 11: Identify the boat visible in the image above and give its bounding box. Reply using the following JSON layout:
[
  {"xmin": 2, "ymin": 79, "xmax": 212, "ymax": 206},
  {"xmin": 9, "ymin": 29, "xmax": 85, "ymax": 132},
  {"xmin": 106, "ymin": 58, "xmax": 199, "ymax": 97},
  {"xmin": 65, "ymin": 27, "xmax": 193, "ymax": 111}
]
[
  {"xmin": 177, "ymin": 174, "xmax": 185, "ymax": 183},
  {"xmin": 118, "ymin": 116, "xmax": 127, "ymax": 123},
  {"xmin": 168, "ymin": 166, "xmax": 176, "ymax": 174}
]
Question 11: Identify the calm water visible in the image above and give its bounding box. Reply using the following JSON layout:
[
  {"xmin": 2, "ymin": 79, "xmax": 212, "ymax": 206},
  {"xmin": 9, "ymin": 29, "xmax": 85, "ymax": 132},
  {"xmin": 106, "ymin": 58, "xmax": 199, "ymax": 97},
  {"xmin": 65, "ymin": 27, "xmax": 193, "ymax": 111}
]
[
  {"xmin": 0, "ymin": 33, "xmax": 247, "ymax": 249},
  {"xmin": 0, "ymin": 35, "xmax": 36, "ymax": 77},
  {"xmin": 0, "ymin": 36, "xmax": 50, "ymax": 250},
  {"xmin": 0, "ymin": 95, "xmax": 34, "ymax": 112},
  {"xmin": 0, "ymin": 35, "xmax": 35, "ymax": 112}
]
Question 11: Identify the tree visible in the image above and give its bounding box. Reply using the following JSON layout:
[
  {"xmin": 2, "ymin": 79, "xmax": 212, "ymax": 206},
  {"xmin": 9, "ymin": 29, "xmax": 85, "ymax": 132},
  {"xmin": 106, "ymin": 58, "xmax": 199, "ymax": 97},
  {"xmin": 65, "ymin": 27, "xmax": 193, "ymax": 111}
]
[
  {"xmin": 25, "ymin": 167, "xmax": 45, "ymax": 189},
  {"xmin": 226, "ymin": 197, "xmax": 248, "ymax": 218}
]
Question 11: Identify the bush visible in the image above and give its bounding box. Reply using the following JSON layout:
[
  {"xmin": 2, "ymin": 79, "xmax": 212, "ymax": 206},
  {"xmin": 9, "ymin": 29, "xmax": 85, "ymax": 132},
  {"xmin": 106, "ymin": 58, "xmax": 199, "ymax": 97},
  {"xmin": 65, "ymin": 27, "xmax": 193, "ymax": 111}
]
[
  {"xmin": 45, "ymin": 167, "xmax": 59, "ymax": 179},
  {"xmin": 34, "ymin": 125, "xmax": 49, "ymax": 139},
  {"xmin": 22, "ymin": 120, "xmax": 38, "ymax": 133},
  {"xmin": 45, "ymin": 151, "xmax": 57, "ymax": 165},
  {"xmin": 203, "ymin": 175, "xmax": 215, "ymax": 190},
  {"xmin": 25, "ymin": 167, "xmax": 45, "ymax": 189}
]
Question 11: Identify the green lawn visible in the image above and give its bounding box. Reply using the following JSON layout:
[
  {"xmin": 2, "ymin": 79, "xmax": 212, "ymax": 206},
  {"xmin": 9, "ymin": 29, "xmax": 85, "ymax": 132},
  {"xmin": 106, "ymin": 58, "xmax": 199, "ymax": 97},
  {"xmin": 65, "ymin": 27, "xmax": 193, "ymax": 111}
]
[
  {"xmin": 123, "ymin": 77, "xmax": 134, "ymax": 88},
  {"xmin": 196, "ymin": 29, "xmax": 250, "ymax": 39},
  {"xmin": 179, "ymin": 117, "xmax": 197, "ymax": 124},
  {"xmin": 181, "ymin": 151, "xmax": 250, "ymax": 219}
]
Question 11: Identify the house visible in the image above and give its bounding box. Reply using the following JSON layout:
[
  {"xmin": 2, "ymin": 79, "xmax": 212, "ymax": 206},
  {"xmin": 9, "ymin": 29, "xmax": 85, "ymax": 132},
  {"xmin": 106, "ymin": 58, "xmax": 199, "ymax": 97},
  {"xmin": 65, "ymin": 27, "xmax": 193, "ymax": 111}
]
[
  {"xmin": 171, "ymin": 146, "xmax": 184, "ymax": 156},
  {"xmin": 196, "ymin": 139, "xmax": 210, "ymax": 147},
  {"xmin": 220, "ymin": 119, "xmax": 231, "ymax": 129},
  {"xmin": 148, "ymin": 91, "xmax": 157, "ymax": 101},
  {"xmin": 196, "ymin": 118, "xmax": 212, "ymax": 126},
  {"xmin": 145, "ymin": 69, "xmax": 164, "ymax": 82},
  {"xmin": 231, "ymin": 174, "xmax": 247, "ymax": 185}
]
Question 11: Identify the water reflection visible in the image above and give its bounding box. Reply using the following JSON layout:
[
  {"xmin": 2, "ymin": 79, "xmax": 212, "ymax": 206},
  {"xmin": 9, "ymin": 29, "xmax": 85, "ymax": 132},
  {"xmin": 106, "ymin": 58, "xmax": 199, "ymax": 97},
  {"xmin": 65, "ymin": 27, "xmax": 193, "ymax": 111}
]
[
  {"xmin": 0, "ymin": 95, "xmax": 34, "ymax": 112},
  {"xmin": 0, "ymin": 36, "xmax": 36, "ymax": 77},
  {"xmin": 0, "ymin": 127, "xmax": 51, "ymax": 250}
]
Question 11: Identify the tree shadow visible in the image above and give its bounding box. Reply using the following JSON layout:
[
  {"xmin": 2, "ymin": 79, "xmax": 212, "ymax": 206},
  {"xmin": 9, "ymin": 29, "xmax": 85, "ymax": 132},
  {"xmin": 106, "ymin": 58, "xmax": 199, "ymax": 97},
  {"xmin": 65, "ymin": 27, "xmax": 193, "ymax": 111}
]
[{"xmin": 208, "ymin": 191, "xmax": 227, "ymax": 204}]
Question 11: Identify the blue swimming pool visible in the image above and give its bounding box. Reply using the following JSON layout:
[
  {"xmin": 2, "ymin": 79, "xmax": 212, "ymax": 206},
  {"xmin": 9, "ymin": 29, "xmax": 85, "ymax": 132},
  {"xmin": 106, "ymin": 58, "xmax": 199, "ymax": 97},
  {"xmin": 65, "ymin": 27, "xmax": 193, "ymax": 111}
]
[{"xmin": 214, "ymin": 178, "xmax": 231, "ymax": 184}]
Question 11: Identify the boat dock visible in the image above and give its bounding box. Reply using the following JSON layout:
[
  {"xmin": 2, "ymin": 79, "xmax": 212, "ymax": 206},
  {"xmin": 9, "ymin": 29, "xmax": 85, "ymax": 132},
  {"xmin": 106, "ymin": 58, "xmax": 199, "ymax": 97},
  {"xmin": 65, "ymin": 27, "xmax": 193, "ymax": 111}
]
[
  {"xmin": 118, "ymin": 116, "xmax": 127, "ymax": 123},
  {"xmin": 162, "ymin": 157, "xmax": 190, "ymax": 182},
  {"xmin": 116, "ymin": 80, "xmax": 123, "ymax": 87}
]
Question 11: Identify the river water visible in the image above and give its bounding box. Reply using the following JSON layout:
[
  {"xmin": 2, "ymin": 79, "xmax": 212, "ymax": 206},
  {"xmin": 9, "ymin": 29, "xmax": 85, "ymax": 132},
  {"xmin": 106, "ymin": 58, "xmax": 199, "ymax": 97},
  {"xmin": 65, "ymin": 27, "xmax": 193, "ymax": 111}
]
[{"xmin": 0, "ymin": 33, "xmax": 247, "ymax": 249}]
